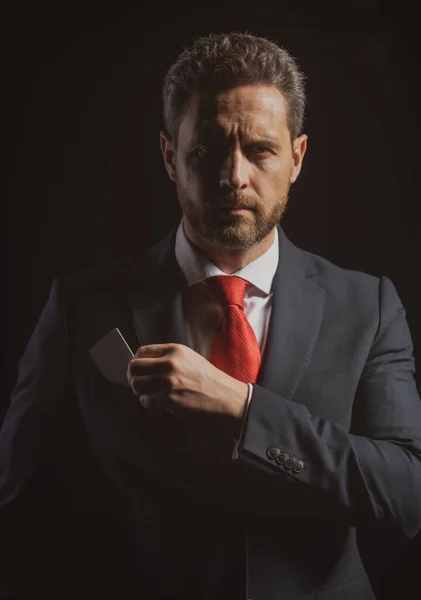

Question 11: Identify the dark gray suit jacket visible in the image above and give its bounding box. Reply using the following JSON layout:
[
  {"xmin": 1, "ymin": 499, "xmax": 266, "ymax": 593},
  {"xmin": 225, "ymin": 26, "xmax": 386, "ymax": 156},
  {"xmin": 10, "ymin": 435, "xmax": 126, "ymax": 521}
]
[{"xmin": 1, "ymin": 225, "xmax": 421, "ymax": 599}]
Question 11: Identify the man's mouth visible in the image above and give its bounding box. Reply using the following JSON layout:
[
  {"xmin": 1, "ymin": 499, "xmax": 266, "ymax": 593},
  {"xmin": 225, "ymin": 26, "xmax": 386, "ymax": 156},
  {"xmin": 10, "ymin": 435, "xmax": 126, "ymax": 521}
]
[{"xmin": 216, "ymin": 204, "xmax": 253, "ymax": 212}]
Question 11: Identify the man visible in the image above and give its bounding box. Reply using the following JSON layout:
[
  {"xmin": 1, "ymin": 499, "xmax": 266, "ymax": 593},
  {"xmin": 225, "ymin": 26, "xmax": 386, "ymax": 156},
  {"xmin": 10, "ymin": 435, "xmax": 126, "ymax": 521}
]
[{"xmin": 1, "ymin": 32, "xmax": 421, "ymax": 600}]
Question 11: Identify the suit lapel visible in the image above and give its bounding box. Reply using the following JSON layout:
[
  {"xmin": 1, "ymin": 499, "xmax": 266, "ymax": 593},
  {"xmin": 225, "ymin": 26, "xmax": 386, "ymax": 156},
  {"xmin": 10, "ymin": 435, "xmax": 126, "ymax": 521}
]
[
  {"xmin": 127, "ymin": 226, "xmax": 189, "ymax": 350},
  {"xmin": 127, "ymin": 224, "xmax": 325, "ymax": 405},
  {"xmin": 257, "ymin": 227, "xmax": 326, "ymax": 400}
]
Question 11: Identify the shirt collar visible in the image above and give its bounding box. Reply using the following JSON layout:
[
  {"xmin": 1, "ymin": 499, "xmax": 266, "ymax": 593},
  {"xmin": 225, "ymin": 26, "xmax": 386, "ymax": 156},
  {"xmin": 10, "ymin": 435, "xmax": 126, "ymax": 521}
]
[{"xmin": 174, "ymin": 219, "xmax": 279, "ymax": 295}]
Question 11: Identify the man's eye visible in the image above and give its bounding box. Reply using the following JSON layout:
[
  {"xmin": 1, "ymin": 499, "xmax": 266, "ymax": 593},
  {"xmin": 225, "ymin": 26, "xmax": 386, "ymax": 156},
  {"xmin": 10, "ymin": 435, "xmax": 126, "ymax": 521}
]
[
  {"xmin": 190, "ymin": 146, "xmax": 209, "ymax": 159},
  {"xmin": 251, "ymin": 146, "xmax": 271, "ymax": 154}
]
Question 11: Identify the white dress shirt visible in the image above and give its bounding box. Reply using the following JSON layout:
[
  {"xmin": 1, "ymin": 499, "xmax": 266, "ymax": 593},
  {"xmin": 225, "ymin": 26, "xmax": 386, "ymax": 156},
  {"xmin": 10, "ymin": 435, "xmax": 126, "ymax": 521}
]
[{"xmin": 174, "ymin": 220, "xmax": 279, "ymax": 457}]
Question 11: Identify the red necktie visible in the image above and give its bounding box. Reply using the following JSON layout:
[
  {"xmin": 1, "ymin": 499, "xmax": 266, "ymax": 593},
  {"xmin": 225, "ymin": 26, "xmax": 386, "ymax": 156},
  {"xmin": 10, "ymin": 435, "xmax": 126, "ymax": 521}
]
[{"xmin": 205, "ymin": 275, "xmax": 261, "ymax": 383}]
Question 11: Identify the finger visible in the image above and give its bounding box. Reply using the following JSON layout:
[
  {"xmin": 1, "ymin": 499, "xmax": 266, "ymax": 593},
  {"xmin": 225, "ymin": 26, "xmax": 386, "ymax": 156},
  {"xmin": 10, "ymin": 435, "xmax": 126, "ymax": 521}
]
[
  {"xmin": 130, "ymin": 375, "xmax": 169, "ymax": 397},
  {"xmin": 140, "ymin": 391, "xmax": 170, "ymax": 412},
  {"xmin": 134, "ymin": 344, "xmax": 176, "ymax": 358},
  {"xmin": 128, "ymin": 357, "xmax": 170, "ymax": 378}
]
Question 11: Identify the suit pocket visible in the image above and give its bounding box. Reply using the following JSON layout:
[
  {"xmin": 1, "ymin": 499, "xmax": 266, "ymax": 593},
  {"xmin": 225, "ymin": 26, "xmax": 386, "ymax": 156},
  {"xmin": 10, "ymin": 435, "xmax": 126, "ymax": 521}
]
[{"xmin": 316, "ymin": 570, "xmax": 376, "ymax": 600}]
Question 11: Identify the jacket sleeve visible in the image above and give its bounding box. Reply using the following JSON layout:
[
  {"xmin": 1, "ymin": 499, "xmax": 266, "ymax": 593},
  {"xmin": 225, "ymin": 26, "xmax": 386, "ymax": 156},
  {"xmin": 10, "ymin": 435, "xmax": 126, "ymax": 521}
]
[
  {"xmin": 0, "ymin": 277, "xmax": 68, "ymax": 508},
  {"xmin": 234, "ymin": 276, "xmax": 421, "ymax": 538}
]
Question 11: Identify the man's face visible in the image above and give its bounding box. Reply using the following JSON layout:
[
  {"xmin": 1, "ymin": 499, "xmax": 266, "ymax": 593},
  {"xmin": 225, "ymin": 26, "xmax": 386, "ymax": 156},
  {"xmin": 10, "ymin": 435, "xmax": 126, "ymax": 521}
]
[{"xmin": 161, "ymin": 84, "xmax": 307, "ymax": 250}]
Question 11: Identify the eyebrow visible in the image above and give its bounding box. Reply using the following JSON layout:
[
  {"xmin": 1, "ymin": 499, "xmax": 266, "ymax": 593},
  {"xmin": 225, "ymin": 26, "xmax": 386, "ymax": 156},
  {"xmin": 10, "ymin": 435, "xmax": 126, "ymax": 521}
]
[
  {"xmin": 246, "ymin": 137, "xmax": 281, "ymax": 148},
  {"xmin": 191, "ymin": 130, "xmax": 282, "ymax": 149}
]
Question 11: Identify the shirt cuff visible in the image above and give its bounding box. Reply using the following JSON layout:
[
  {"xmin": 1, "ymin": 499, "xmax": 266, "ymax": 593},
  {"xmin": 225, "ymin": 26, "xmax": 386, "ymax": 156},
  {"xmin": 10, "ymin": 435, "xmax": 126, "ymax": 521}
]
[{"xmin": 232, "ymin": 383, "xmax": 253, "ymax": 460}]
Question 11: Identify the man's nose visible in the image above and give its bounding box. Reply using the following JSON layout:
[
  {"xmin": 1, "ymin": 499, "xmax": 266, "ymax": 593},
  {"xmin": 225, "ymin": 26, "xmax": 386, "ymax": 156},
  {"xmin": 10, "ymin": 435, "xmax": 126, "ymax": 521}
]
[{"xmin": 219, "ymin": 149, "xmax": 249, "ymax": 190}]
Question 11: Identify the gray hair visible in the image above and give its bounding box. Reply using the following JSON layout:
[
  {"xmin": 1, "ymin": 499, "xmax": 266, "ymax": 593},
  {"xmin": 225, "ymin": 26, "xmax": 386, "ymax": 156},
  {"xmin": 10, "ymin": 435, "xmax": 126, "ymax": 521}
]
[{"xmin": 162, "ymin": 32, "xmax": 306, "ymax": 146}]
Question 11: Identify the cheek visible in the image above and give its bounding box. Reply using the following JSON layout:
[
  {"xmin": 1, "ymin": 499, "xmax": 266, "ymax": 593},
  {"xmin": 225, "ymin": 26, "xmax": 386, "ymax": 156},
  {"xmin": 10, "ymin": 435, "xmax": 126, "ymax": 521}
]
[
  {"xmin": 177, "ymin": 155, "xmax": 199, "ymax": 184},
  {"xmin": 175, "ymin": 155, "xmax": 188, "ymax": 182},
  {"xmin": 253, "ymin": 162, "xmax": 290, "ymax": 193},
  {"xmin": 274, "ymin": 164, "xmax": 294, "ymax": 190},
  {"xmin": 262, "ymin": 157, "xmax": 292, "ymax": 178},
  {"xmin": 176, "ymin": 165, "xmax": 207, "ymax": 202},
  {"xmin": 185, "ymin": 164, "xmax": 217, "ymax": 195}
]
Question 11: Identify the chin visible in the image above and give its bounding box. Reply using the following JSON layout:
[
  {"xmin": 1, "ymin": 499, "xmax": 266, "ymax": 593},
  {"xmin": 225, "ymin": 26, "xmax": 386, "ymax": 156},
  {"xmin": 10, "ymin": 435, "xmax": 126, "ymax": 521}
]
[{"xmin": 205, "ymin": 224, "xmax": 260, "ymax": 250}]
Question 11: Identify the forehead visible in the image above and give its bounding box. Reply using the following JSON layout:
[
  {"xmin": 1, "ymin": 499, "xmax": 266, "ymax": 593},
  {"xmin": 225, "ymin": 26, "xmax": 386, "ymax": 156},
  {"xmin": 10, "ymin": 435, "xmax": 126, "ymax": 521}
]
[{"xmin": 179, "ymin": 85, "xmax": 289, "ymax": 141}]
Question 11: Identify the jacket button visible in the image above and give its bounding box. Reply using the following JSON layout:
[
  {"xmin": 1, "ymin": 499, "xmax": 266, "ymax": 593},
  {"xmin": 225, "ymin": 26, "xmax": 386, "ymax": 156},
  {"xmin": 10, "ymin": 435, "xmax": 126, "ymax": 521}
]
[
  {"xmin": 276, "ymin": 451, "xmax": 289, "ymax": 465},
  {"xmin": 293, "ymin": 460, "xmax": 305, "ymax": 473},
  {"xmin": 285, "ymin": 456, "xmax": 297, "ymax": 470},
  {"xmin": 267, "ymin": 447, "xmax": 281, "ymax": 459}
]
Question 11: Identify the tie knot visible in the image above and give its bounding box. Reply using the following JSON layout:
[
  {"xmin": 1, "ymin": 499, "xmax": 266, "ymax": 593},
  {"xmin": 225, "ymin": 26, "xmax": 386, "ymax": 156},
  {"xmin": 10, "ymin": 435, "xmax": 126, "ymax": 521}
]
[{"xmin": 205, "ymin": 275, "xmax": 250, "ymax": 308}]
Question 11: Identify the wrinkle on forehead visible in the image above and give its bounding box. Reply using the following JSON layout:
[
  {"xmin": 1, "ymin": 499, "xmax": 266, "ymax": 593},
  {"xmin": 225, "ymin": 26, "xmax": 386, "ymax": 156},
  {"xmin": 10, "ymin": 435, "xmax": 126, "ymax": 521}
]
[
  {"xmin": 213, "ymin": 85, "xmax": 286, "ymax": 113},
  {"xmin": 182, "ymin": 85, "xmax": 289, "ymax": 142}
]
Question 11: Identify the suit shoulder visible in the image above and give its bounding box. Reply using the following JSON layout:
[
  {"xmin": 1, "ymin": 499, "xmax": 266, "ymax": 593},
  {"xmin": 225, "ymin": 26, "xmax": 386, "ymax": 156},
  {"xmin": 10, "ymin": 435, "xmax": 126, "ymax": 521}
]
[
  {"xmin": 289, "ymin": 241, "xmax": 388, "ymax": 312},
  {"xmin": 303, "ymin": 248, "xmax": 381, "ymax": 289},
  {"xmin": 54, "ymin": 227, "xmax": 177, "ymax": 296},
  {"xmin": 281, "ymin": 229, "xmax": 380, "ymax": 289},
  {"xmin": 281, "ymin": 232, "xmax": 406, "ymax": 335},
  {"xmin": 54, "ymin": 254, "xmax": 145, "ymax": 298},
  {"xmin": 300, "ymin": 248, "xmax": 395, "ymax": 333}
]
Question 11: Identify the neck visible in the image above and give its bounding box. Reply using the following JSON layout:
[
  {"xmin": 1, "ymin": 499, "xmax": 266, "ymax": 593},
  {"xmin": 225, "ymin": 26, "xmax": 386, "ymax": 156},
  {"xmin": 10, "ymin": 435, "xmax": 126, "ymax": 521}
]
[{"xmin": 182, "ymin": 217, "xmax": 276, "ymax": 274}]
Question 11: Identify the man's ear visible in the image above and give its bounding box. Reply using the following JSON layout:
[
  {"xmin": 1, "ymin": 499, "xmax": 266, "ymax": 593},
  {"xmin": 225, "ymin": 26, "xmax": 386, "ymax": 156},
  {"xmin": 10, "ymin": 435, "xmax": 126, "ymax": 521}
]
[
  {"xmin": 290, "ymin": 134, "xmax": 308, "ymax": 184},
  {"xmin": 160, "ymin": 130, "xmax": 177, "ymax": 182}
]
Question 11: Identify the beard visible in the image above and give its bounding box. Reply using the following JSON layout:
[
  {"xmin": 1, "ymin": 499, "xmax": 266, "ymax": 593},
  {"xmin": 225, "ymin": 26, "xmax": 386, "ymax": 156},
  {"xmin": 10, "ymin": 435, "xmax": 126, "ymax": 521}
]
[{"xmin": 175, "ymin": 182, "xmax": 290, "ymax": 250}]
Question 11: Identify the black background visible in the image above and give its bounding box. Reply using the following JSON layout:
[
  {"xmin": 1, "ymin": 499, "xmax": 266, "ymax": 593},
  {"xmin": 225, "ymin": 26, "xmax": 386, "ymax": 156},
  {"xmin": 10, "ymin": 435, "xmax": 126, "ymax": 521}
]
[{"xmin": 2, "ymin": 1, "xmax": 420, "ymax": 597}]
